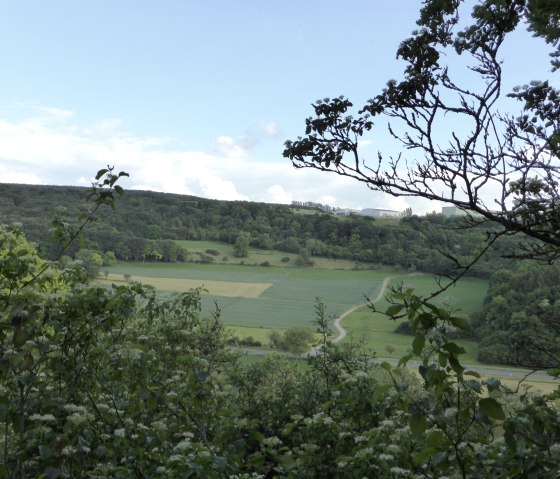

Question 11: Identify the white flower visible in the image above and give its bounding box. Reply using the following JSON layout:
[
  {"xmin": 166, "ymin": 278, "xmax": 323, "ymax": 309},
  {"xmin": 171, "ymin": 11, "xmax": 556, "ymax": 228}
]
[
  {"xmin": 379, "ymin": 419, "xmax": 395, "ymax": 429},
  {"xmin": 114, "ymin": 428, "xmax": 126, "ymax": 438},
  {"xmin": 62, "ymin": 445, "xmax": 76, "ymax": 456},
  {"xmin": 29, "ymin": 413, "xmax": 56, "ymax": 422},
  {"xmin": 390, "ymin": 466, "xmax": 408, "ymax": 476},
  {"xmin": 63, "ymin": 404, "xmax": 87, "ymax": 414},
  {"xmin": 444, "ymin": 407, "xmax": 458, "ymax": 418},
  {"xmin": 174, "ymin": 438, "xmax": 192, "ymax": 452},
  {"xmin": 263, "ymin": 436, "xmax": 282, "ymax": 447},
  {"xmin": 387, "ymin": 444, "xmax": 401, "ymax": 454},
  {"xmin": 67, "ymin": 412, "xmax": 90, "ymax": 426},
  {"xmin": 378, "ymin": 453, "xmax": 394, "ymax": 461}
]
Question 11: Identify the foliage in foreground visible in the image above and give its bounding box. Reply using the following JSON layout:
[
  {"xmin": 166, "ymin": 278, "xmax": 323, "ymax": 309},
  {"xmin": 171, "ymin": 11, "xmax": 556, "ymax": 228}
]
[{"xmin": 1, "ymin": 224, "xmax": 559, "ymax": 478}]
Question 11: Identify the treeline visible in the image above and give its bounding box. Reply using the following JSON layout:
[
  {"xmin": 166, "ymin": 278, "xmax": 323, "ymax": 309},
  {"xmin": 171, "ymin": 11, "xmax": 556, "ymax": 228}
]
[
  {"xmin": 0, "ymin": 183, "xmax": 524, "ymax": 277},
  {"xmin": 290, "ymin": 200, "xmax": 338, "ymax": 213}
]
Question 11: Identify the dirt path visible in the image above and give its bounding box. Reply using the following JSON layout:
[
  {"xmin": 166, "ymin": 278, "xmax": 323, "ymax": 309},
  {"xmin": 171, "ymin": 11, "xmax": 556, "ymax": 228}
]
[{"xmin": 332, "ymin": 276, "xmax": 391, "ymax": 343}]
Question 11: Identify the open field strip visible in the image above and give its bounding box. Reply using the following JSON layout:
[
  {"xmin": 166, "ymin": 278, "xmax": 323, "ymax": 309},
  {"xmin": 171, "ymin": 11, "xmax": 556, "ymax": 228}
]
[
  {"xmin": 103, "ymin": 262, "xmax": 386, "ymax": 332},
  {"xmin": 176, "ymin": 239, "xmax": 371, "ymax": 270},
  {"xmin": 103, "ymin": 273, "xmax": 272, "ymax": 298}
]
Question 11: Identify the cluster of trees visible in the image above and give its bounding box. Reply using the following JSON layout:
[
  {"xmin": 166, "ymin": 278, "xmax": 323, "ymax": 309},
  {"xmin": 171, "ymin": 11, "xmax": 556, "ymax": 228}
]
[
  {"xmin": 268, "ymin": 327, "xmax": 315, "ymax": 355},
  {"xmin": 473, "ymin": 262, "xmax": 560, "ymax": 368},
  {"xmin": 290, "ymin": 200, "xmax": 338, "ymax": 213},
  {"xmin": 0, "ymin": 183, "xmax": 526, "ymax": 277}
]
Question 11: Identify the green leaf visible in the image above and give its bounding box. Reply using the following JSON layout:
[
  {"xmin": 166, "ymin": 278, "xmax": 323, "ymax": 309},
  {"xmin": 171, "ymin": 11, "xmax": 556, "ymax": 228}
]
[
  {"xmin": 465, "ymin": 370, "xmax": 481, "ymax": 378},
  {"xmin": 479, "ymin": 397, "xmax": 506, "ymax": 420},
  {"xmin": 448, "ymin": 315, "xmax": 470, "ymax": 331},
  {"xmin": 412, "ymin": 334, "xmax": 425, "ymax": 355},
  {"xmin": 442, "ymin": 342, "xmax": 466, "ymax": 355},
  {"xmin": 23, "ymin": 352, "xmax": 34, "ymax": 370},
  {"xmin": 114, "ymin": 185, "xmax": 124, "ymax": 196},
  {"xmin": 0, "ymin": 359, "xmax": 9, "ymax": 375},
  {"xmin": 39, "ymin": 445, "xmax": 53, "ymax": 461},
  {"xmin": 485, "ymin": 378, "xmax": 501, "ymax": 392},
  {"xmin": 398, "ymin": 352, "xmax": 414, "ymax": 367},
  {"xmin": 380, "ymin": 361, "xmax": 392, "ymax": 371},
  {"xmin": 426, "ymin": 430, "xmax": 450, "ymax": 449},
  {"xmin": 251, "ymin": 431, "xmax": 265, "ymax": 443},
  {"xmin": 385, "ymin": 304, "xmax": 405, "ymax": 317},
  {"xmin": 372, "ymin": 383, "xmax": 392, "ymax": 403},
  {"xmin": 95, "ymin": 168, "xmax": 109, "ymax": 180},
  {"xmin": 413, "ymin": 447, "xmax": 437, "ymax": 465},
  {"xmin": 13, "ymin": 329, "xmax": 27, "ymax": 348},
  {"xmin": 465, "ymin": 379, "xmax": 482, "ymax": 393},
  {"xmin": 409, "ymin": 412, "xmax": 426, "ymax": 438}
]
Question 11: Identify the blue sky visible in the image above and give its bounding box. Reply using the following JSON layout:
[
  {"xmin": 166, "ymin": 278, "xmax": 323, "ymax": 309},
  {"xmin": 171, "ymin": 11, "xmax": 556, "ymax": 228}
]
[{"xmin": 0, "ymin": 1, "xmax": 556, "ymax": 213}]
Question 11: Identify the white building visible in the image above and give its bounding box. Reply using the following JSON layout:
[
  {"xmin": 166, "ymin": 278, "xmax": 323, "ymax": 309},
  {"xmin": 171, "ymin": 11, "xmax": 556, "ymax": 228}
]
[{"xmin": 361, "ymin": 208, "xmax": 401, "ymax": 218}]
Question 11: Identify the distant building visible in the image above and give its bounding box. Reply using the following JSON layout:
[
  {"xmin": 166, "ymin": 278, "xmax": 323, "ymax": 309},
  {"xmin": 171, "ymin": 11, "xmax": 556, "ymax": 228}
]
[
  {"xmin": 361, "ymin": 208, "xmax": 401, "ymax": 218},
  {"xmin": 442, "ymin": 206, "xmax": 465, "ymax": 217}
]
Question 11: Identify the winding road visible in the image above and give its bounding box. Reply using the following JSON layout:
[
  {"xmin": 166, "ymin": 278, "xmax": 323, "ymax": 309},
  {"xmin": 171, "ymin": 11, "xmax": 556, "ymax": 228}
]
[
  {"xmin": 307, "ymin": 276, "xmax": 391, "ymax": 356},
  {"xmin": 306, "ymin": 276, "xmax": 552, "ymax": 381},
  {"xmin": 331, "ymin": 276, "xmax": 391, "ymax": 343}
]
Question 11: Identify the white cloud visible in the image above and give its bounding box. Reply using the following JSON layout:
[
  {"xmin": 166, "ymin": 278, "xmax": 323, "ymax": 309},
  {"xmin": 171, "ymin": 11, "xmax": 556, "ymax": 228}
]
[
  {"xmin": 0, "ymin": 105, "xmax": 430, "ymax": 213},
  {"xmin": 0, "ymin": 164, "xmax": 43, "ymax": 184},
  {"xmin": 199, "ymin": 176, "xmax": 249, "ymax": 201},
  {"xmin": 213, "ymin": 135, "xmax": 247, "ymax": 158},
  {"xmin": 260, "ymin": 121, "xmax": 280, "ymax": 138},
  {"xmin": 266, "ymin": 184, "xmax": 292, "ymax": 204}
]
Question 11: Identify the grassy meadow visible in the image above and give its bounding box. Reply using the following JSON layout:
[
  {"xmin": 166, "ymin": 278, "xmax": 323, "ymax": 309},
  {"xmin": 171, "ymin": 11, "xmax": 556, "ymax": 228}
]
[
  {"xmin": 100, "ymin": 242, "xmax": 560, "ymax": 388},
  {"xmin": 101, "ymin": 240, "xmax": 489, "ymax": 360}
]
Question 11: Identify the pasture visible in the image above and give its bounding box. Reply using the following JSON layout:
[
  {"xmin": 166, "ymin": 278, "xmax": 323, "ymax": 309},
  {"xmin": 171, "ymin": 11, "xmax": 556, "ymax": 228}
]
[
  {"xmin": 175, "ymin": 239, "xmax": 373, "ymax": 270},
  {"xmin": 102, "ymin": 251, "xmax": 489, "ymax": 361},
  {"xmin": 342, "ymin": 275, "xmax": 488, "ymax": 364},
  {"xmin": 102, "ymin": 261, "xmax": 387, "ymax": 331}
]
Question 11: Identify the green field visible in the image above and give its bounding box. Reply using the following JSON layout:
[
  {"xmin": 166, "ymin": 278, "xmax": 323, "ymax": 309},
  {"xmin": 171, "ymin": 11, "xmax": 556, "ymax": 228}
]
[
  {"xmin": 342, "ymin": 275, "xmax": 488, "ymax": 363},
  {"xmin": 175, "ymin": 239, "xmax": 373, "ymax": 270},
  {"xmin": 100, "ymin": 259, "xmax": 560, "ymax": 385},
  {"xmin": 103, "ymin": 261, "xmax": 387, "ymax": 330},
  {"xmin": 102, "ymin": 259, "xmax": 489, "ymax": 360}
]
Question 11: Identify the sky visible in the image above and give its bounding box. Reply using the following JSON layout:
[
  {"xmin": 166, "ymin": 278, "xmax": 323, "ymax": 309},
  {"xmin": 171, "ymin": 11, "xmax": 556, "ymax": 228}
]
[{"xmin": 0, "ymin": 1, "xmax": 556, "ymax": 214}]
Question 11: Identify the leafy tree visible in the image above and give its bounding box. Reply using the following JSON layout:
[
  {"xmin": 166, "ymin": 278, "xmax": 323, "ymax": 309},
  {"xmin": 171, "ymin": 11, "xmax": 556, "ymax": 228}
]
[
  {"xmin": 75, "ymin": 248, "xmax": 104, "ymax": 280},
  {"xmin": 295, "ymin": 248, "xmax": 314, "ymax": 267},
  {"xmin": 270, "ymin": 327, "xmax": 315, "ymax": 355},
  {"xmin": 474, "ymin": 261, "xmax": 560, "ymax": 368},
  {"xmin": 233, "ymin": 231, "xmax": 250, "ymax": 257},
  {"xmin": 284, "ymin": 0, "xmax": 560, "ymax": 264}
]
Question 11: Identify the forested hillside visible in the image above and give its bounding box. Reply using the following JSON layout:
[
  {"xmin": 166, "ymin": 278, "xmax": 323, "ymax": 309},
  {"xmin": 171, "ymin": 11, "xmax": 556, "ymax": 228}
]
[{"xmin": 0, "ymin": 183, "xmax": 522, "ymax": 277}]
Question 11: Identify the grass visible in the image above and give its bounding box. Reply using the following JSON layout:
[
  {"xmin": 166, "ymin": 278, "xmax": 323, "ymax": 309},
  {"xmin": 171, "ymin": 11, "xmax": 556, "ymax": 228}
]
[
  {"xmin": 102, "ymin": 260, "xmax": 492, "ymax": 367},
  {"xmin": 100, "ymin": 261, "xmax": 555, "ymax": 392},
  {"xmin": 175, "ymin": 239, "xmax": 370, "ymax": 270},
  {"xmin": 103, "ymin": 262, "xmax": 385, "ymax": 330},
  {"xmin": 339, "ymin": 273, "xmax": 488, "ymax": 365},
  {"xmin": 101, "ymin": 273, "xmax": 272, "ymax": 298}
]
